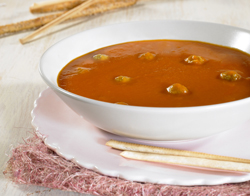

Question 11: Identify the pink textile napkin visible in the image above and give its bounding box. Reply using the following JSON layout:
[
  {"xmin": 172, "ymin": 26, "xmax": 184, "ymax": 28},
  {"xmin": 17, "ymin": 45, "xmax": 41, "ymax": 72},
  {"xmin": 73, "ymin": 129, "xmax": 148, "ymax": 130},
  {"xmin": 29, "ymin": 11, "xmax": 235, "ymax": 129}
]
[{"xmin": 4, "ymin": 134, "xmax": 250, "ymax": 196}]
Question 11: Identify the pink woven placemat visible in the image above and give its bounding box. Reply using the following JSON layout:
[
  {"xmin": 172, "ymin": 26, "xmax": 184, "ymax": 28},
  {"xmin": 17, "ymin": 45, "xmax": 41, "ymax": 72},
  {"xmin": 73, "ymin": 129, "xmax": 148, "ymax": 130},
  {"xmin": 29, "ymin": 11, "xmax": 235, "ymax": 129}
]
[{"xmin": 4, "ymin": 134, "xmax": 250, "ymax": 196}]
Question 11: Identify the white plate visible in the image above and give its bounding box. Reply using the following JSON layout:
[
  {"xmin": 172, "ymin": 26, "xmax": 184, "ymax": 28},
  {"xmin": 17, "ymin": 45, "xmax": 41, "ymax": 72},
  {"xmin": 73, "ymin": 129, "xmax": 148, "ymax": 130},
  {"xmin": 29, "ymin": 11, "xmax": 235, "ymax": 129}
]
[{"xmin": 31, "ymin": 88, "xmax": 250, "ymax": 186}]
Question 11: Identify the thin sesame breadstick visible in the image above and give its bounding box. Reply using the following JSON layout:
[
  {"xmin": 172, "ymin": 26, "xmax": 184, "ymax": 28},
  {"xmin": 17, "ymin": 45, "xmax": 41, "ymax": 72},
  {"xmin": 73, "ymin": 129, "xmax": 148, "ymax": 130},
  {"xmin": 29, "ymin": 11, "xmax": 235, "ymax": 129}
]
[
  {"xmin": 0, "ymin": 13, "xmax": 63, "ymax": 36},
  {"xmin": 0, "ymin": 0, "xmax": 137, "ymax": 38},
  {"xmin": 30, "ymin": 0, "xmax": 148, "ymax": 13},
  {"xmin": 0, "ymin": 0, "xmax": 137, "ymax": 37},
  {"xmin": 20, "ymin": 0, "xmax": 99, "ymax": 44},
  {"xmin": 121, "ymin": 151, "xmax": 250, "ymax": 172},
  {"xmin": 106, "ymin": 139, "xmax": 250, "ymax": 164},
  {"xmin": 30, "ymin": 0, "xmax": 85, "ymax": 13}
]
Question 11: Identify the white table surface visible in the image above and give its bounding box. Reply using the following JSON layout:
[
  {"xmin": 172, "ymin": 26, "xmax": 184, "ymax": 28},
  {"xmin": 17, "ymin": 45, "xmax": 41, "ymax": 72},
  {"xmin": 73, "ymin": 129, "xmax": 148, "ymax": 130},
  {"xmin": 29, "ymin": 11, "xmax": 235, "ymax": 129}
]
[{"xmin": 1, "ymin": 0, "xmax": 250, "ymax": 195}]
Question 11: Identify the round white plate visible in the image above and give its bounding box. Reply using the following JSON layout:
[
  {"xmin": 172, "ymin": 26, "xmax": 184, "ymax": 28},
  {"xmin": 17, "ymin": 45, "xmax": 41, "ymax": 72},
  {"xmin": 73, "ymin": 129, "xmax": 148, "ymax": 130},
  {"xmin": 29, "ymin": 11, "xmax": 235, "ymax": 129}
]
[{"xmin": 32, "ymin": 88, "xmax": 250, "ymax": 186}]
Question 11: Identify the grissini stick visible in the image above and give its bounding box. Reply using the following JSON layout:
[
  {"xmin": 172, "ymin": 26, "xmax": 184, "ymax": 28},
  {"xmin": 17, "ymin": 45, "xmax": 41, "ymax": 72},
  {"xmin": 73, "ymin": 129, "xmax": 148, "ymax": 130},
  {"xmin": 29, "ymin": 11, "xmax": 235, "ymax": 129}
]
[
  {"xmin": 19, "ymin": 0, "xmax": 137, "ymax": 44},
  {"xmin": 0, "ymin": 0, "xmax": 137, "ymax": 37},
  {"xmin": 121, "ymin": 151, "xmax": 250, "ymax": 173},
  {"xmin": 29, "ymin": 0, "xmax": 148, "ymax": 13},
  {"xmin": 20, "ymin": 0, "xmax": 98, "ymax": 44},
  {"xmin": 30, "ymin": 0, "xmax": 85, "ymax": 13},
  {"xmin": 0, "ymin": 13, "xmax": 63, "ymax": 36},
  {"xmin": 106, "ymin": 139, "xmax": 250, "ymax": 164}
]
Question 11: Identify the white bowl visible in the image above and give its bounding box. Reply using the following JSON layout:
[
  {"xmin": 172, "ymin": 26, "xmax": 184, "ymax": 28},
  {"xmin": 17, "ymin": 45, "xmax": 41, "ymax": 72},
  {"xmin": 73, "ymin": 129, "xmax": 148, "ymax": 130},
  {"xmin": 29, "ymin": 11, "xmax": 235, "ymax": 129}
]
[{"xmin": 39, "ymin": 20, "xmax": 250, "ymax": 141}]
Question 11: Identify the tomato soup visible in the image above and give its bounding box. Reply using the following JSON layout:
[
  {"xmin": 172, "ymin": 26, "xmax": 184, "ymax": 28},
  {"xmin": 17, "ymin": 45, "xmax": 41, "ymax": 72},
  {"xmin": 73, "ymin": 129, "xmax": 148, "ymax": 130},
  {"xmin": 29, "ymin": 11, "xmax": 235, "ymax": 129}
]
[{"xmin": 57, "ymin": 40, "xmax": 250, "ymax": 107}]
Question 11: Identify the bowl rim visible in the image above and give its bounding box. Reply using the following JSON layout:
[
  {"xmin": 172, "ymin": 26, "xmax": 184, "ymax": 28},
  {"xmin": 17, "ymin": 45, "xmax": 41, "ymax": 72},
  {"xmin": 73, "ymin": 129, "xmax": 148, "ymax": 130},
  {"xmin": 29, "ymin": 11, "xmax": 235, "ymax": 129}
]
[{"xmin": 39, "ymin": 20, "xmax": 250, "ymax": 111}]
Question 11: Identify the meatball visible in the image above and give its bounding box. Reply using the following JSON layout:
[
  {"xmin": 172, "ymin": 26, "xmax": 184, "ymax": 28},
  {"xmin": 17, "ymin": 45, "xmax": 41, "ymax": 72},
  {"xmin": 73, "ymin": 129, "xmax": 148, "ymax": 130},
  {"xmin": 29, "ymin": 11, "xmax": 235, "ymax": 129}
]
[
  {"xmin": 77, "ymin": 67, "xmax": 91, "ymax": 74},
  {"xmin": 93, "ymin": 54, "xmax": 109, "ymax": 61},
  {"xmin": 220, "ymin": 70, "xmax": 242, "ymax": 81},
  {"xmin": 139, "ymin": 52, "xmax": 156, "ymax": 60},
  {"xmin": 167, "ymin": 83, "xmax": 189, "ymax": 94},
  {"xmin": 185, "ymin": 55, "xmax": 205, "ymax": 65},
  {"xmin": 115, "ymin": 76, "xmax": 131, "ymax": 83}
]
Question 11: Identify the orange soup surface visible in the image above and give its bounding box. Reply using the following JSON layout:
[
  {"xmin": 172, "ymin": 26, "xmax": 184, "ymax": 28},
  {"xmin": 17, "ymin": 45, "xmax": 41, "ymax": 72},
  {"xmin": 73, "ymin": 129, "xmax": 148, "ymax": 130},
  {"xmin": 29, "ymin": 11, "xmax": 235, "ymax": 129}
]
[{"xmin": 57, "ymin": 40, "xmax": 250, "ymax": 107}]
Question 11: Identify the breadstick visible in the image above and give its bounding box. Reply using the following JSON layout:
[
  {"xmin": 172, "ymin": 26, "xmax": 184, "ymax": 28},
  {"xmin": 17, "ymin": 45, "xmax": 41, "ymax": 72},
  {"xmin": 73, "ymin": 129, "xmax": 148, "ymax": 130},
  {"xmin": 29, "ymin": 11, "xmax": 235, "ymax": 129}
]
[
  {"xmin": 20, "ymin": 0, "xmax": 99, "ymax": 44},
  {"xmin": 0, "ymin": 0, "xmax": 137, "ymax": 37},
  {"xmin": 69, "ymin": 0, "xmax": 137, "ymax": 20},
  {"xmin": 0, "ymin": 13, "xmax": 63, "ymax": 36},
  {"xmin": 121, "ymin": 151, "xmax": 250, "ymax": 172},
  {"xmin": 106, "ymin": 139, "xmax": 250, "ymax": 164},
  {"xmin": 30, "ymin": 0, "xmax": 85, "ymax": 13}
]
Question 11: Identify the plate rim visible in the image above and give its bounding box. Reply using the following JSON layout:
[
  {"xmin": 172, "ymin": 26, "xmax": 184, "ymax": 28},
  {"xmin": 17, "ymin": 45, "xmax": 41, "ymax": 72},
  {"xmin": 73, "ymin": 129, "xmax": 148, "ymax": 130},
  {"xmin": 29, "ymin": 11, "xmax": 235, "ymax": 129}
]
[{"xmin": 31, "ymin": 88, "xmax": 250, "ymax": 186}]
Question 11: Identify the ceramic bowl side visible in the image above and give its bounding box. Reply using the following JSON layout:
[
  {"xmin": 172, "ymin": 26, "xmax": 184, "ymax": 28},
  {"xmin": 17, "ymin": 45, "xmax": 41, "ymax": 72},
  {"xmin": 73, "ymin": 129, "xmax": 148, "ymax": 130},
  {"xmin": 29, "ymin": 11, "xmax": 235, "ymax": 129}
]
[{"xmin": 40, "ymin": 20, "xmax": 250, "ymax": 140}]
